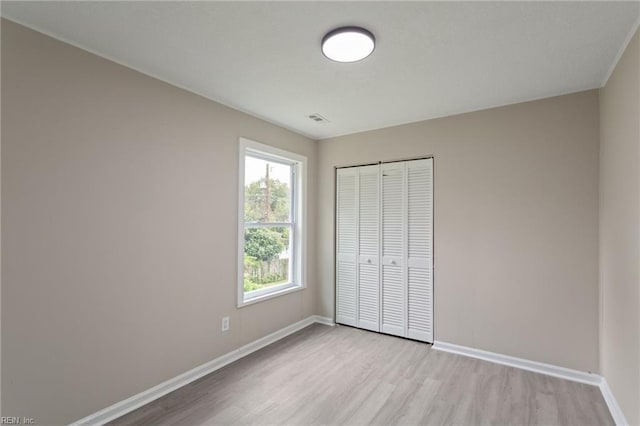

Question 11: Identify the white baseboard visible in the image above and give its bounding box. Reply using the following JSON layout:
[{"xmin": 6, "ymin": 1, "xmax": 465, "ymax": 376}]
[
  {"xmin": 433, "ymin": 340, "xmax": 601, "ymax": 385},
  {"xmin": 311, "ymin": 315, "xmax": 336, "ymax": 327},
  {"xmin": 433, "ymin": 340, "xmax": 630, "ymax": 426},
  {"xmin": 599, "ymin": 378, "xmax": 629, "ymax": 426},
  {"xmin": 72, "ymin": 315, "xmax": 334, "ymax": 425}
]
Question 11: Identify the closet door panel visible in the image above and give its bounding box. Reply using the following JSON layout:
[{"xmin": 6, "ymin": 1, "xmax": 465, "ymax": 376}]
[
  {"xmin": 381, "ymin": 265, "xmax": 404, "ymax": 335},
  {"xmin": 407, "ymin": 268, "xmax": 432, "ymax": 341},
  {"xmin": 336, "ymin": 169, "xmax": 357, "ymax": 327},
  {"xmin": 358, "ymin": 264, "xmax": 378, "ymax": 330},
  {"xmin": 381, "ymin": 168, "xmax": 403, "ymax": 261},
  {"xmin": 357, "ymin": 165, "xmax": 380, "ymax": 331},
  {"xmin": 406, "ymin": 159, "xmax": 433, "ymax": 342},
  {"xmin": 381, "ymin": 163, "xmax": 406, "ymax": 337},
  {"xmin": 336, "ymin": 159, "xmax": 433, "ymax": 342}
]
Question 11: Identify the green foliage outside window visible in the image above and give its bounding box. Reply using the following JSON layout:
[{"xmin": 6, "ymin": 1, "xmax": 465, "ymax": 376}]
[
  {"xmin": 243, "ymin": 169, "xmax": 292, "ymax": 292},
  {"xmin": 244, "ymin": 228, "xmax": 285, "ymax": 262}
]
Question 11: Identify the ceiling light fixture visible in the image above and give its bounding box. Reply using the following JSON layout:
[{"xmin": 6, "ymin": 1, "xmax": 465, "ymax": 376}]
[{"xmin": 321, "ymin": 26, "xmax": 375, "ymax": 63}]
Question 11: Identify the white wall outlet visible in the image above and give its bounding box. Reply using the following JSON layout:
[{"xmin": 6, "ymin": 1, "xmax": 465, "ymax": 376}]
[{"xmin": 221, "ymin": 316, "xmax": 230, "ymax": 332}]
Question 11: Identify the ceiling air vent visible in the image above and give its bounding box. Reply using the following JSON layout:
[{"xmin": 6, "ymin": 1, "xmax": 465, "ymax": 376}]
[{"xmin": 308, "ymin": 113, "xmax": 330, "ymax": 124}]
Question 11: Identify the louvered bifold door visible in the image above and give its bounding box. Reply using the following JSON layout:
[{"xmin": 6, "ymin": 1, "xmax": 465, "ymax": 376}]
[
  {"xmin": 336, "ymin": 168, "xmax": 358, "ymax": 327},
  {"xmin": 357, "ymin": 165, "xmax": 380, "ymax": 332},
  {"xmin": 381, "ymin": 162, "xmax": 407, "ymax": 337},
  {"xmin": 406, "ymin": 159, "xmax": 434, "ymax": 342}
]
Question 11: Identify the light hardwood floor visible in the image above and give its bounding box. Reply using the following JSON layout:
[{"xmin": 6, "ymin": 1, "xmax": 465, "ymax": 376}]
[{"xmin": 110, "ymin": 324, "xmax": 614, "ymax": 425}]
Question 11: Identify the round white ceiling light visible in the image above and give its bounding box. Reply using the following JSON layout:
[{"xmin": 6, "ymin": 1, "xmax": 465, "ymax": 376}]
[{"xmin": 321, "ymin": 27, "xmax": 375, "ymax": 63}]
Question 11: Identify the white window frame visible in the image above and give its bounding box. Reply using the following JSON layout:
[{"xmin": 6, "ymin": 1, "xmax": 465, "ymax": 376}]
[{"xmin": 237, "ymin": 138, "xmax": 307, "ymax": 307}]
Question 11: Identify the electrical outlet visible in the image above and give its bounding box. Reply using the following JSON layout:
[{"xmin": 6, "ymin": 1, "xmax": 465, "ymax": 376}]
[{"xmin": 221, "ymin": 316, "xmax": 230, "ymax": 332}]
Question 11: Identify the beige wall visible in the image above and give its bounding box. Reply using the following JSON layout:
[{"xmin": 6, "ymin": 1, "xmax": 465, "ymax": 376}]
[
  {"xmin": 1, "ymin": 20, "xmax": 317, "ymax": 424},
  {"xmin": 318, "ymin": 90, "xmax": 601, "ymax": 373},
  {"xmin": 599, "ymin": 28, "xmax": 640, "ymax": 426}
]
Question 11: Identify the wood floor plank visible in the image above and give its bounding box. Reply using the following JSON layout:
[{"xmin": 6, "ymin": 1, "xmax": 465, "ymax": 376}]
[{"xmin": 109, "ymin": 324, "xmax": 614, "ymax": 426}]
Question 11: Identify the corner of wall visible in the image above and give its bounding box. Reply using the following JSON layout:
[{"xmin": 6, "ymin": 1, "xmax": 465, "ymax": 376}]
[
  {"xmin": 599, "ymin": 22, "xmax": 640, "ymax": 426},
  {"xmin": 601, "ymin": 14, "xmax": 640, "ymax": 87}
]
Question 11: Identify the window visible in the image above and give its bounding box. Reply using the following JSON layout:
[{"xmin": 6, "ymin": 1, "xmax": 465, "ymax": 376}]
[{"xmin": 238, "ymin": 138, "xmax": 306, "ymax": 307}]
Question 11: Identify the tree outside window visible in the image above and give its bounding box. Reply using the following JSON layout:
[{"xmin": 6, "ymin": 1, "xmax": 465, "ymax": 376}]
[{"xmin": 243, "ymin": 158, "xmax": 293, "ymax": 292}]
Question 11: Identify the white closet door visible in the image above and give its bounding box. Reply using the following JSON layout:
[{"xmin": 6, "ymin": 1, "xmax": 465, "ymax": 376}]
[
  {"xmin": 357, "ymin": 165, "xmax": 380, "ymax": 331},
  {"xmin": 336, "ymin": 168, "xmax": 358, "ymax": 327},
  {"xmin": 406, "ymin": 159, "xmax": 434, "ymax": 342},
  {"xmin": 381, "ymin": 162, "xmax": 407, "ymax": 337}
]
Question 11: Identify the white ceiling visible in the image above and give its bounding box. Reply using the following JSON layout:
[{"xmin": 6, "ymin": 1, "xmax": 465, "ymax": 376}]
[{"xmin": 3, "ymin": 1, "xmax": 639, "ymax": 139}]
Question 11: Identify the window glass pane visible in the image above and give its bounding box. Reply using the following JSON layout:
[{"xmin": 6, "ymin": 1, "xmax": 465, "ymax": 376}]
[
  {"xmin": 243, "ymin": 226, "xmax": 291, "ymax": 292},
  {"xmin": 244, "ymin": 156, "xmax": 291, "ymax": 223}
]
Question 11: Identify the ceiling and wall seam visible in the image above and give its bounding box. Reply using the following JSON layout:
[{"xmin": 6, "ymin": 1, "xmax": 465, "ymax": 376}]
[
  {"xmin": 601, "ymin": 13, "xmax": 640, "ymax": 87},
  {"xmin": 0, "ymin": 14, "xmax": 319, "ymax": 140},
  {"xmin": 317, "ymin": 85, "xmax": 602, "ymax": 141},
  {"xmin": 3, "ymin": 2, "xmax": 638, "ymax": 140},
  {"xmin": 4, "ymin": 11, "xmax": 605, "ymax": 144}
]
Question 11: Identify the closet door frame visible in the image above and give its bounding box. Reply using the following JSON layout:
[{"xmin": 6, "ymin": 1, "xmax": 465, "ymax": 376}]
[{"xmin": 334, "ymin": 156, "xmax": 434, "ymax": 342}]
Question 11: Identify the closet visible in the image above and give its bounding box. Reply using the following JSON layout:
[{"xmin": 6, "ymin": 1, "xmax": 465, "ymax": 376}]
[{"xmin": 336, "ymin": 158, "xmax": 433, "ymax": 343}]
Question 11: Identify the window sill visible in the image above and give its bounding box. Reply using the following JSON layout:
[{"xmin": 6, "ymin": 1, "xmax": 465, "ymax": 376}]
[{"xmin": 238, "ymin": 283, "xmax": 305, "ymax": 308}]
